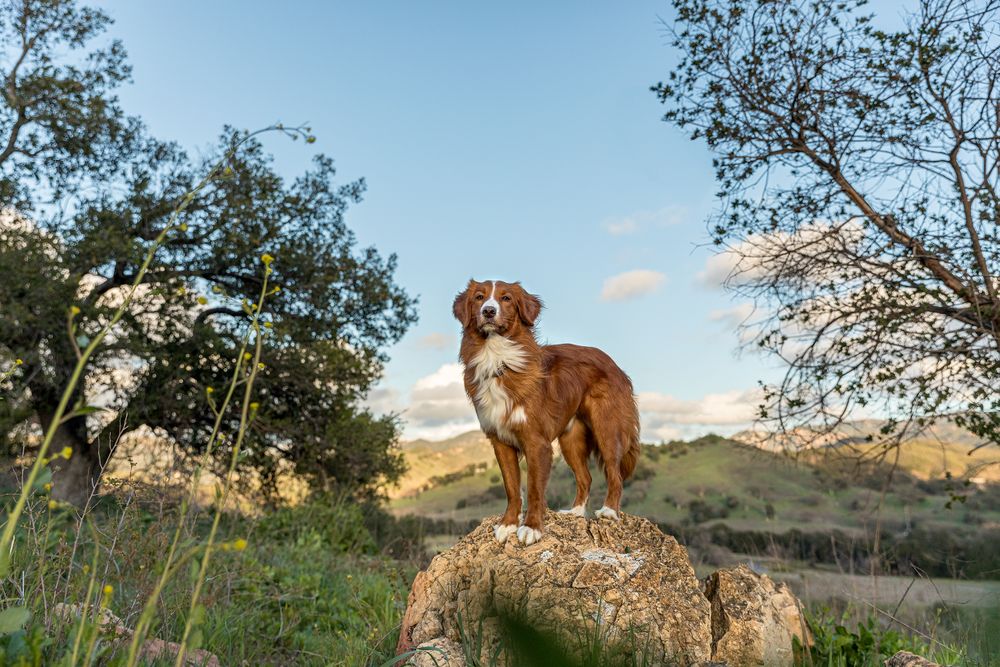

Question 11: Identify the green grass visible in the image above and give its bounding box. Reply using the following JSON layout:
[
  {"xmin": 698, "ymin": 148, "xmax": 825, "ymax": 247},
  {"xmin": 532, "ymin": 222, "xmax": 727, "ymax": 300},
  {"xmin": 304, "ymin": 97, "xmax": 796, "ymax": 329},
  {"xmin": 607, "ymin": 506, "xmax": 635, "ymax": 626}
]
[{"xmin": 0, "ymin": 490, "xmax": 417, "ymax": 666}]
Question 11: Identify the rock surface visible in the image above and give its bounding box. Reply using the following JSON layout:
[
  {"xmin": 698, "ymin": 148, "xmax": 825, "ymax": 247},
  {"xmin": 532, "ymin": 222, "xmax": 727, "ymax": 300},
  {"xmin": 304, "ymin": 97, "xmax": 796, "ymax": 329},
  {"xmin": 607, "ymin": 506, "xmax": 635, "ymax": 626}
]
[
  {"xmin": 52, "ymin": 603, "xmax": 220, "ymax": 666},
  {"xmin": 705, "ymin": 565, "xmax": 811, "ymax": 665},
  {"xmin": 397, "ymin": 511, "xmax": 810, "ymax": 666}
]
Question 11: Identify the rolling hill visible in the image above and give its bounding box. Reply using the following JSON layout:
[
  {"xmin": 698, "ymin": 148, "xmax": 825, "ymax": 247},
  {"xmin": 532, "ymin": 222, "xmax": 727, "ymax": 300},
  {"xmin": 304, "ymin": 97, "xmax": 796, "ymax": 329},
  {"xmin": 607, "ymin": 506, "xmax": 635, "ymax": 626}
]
[{"xmin": 390, "ymin": 433, "xmax": 1000, "ymax": 540}]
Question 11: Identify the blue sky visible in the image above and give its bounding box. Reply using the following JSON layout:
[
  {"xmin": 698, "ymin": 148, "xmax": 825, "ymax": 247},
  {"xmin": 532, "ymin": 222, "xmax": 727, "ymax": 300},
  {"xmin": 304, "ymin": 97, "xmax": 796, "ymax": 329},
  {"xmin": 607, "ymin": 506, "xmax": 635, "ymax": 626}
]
[{"xmin": 95, "ymin": 0, "xmax": 783, "ymax": 440}]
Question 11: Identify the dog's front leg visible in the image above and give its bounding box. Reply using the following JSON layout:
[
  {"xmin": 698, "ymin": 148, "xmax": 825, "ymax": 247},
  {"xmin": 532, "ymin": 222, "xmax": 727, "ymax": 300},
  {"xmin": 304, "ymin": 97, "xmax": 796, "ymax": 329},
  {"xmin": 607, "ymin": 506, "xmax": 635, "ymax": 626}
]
[
  {"xmin": 491, "ymin": 439, "xmax": 521, "ymax": 543},
  {"xmin": 517, "ymin": 435, "xmax": 552, "ymax": 545}
]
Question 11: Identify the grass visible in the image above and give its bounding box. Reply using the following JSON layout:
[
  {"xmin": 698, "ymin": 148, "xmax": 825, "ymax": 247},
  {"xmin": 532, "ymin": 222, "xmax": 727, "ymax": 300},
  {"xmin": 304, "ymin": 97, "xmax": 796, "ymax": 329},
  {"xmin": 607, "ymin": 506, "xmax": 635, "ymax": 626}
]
[{"xmin": 0, "ymin": 488, "xmax": 418, "ymax": 666}]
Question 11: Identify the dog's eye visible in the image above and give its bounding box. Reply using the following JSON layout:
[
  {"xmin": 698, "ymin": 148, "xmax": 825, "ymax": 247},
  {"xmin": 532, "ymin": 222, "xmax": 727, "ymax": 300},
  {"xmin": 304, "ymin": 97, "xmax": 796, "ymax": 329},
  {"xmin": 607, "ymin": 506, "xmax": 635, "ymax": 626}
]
[
  {"xmin": 475, "ymin": 294, "xmax": 484, "ymax": 301},
  {"xmin": 502, "ymin": 295, "xmax": 512, "ymax": 302}
]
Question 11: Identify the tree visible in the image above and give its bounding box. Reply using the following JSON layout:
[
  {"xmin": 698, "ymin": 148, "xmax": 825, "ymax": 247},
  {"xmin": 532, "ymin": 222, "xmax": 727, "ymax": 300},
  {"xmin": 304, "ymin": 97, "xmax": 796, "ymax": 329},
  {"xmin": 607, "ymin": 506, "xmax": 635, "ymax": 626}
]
[
  {"xmin": 654, "ymin": 0, "xmax": 1000, "ymax": 451},
  {"xmin": 1, "ymin": 0, "xmax": 417, "ymax": 504}
]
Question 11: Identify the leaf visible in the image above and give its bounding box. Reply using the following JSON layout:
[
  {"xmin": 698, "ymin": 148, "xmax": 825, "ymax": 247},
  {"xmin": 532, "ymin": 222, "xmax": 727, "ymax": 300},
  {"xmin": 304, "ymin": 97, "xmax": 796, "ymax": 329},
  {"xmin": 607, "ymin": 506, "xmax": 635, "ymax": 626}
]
[
  {"xmin": 67, "ymin": 405, "xmax": 106, "ymax": 419},
  {"xmin": 0, "ymin": 606, "xmax": 31, "ymax": 635},
  {"xmin": 189, "ymin": 604, "xmax": 205, "ymax": 627},
  {"xmin": 31, "ymin": 467, "xmax": 52, "ymax": 492}
]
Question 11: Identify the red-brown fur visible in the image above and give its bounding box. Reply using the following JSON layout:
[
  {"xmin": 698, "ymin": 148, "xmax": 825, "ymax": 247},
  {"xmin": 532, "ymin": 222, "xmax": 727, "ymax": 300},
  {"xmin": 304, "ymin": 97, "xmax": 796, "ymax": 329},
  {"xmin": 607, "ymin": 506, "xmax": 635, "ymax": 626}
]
[{"xmin": 452, "ymin": 279, "xmax": 640, "ymax": 543}]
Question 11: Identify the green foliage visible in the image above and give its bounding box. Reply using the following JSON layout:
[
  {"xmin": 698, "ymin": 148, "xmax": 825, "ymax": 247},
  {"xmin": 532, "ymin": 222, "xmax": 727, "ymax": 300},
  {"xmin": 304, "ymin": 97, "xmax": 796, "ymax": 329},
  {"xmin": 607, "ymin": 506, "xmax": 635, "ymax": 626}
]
[
  {"xmin": 0, "ymin": 492, "xmax": 418, "ymax": 666},
  {"xmin": 798, "ymin": 611, "xmax": 968, "ymax": 667},
  {"xmin": 0, "ymin": 0, "xmax": 416, "ymax": 503},
  {"xmin": 254, "ymin": 493, "xmax": 378, "ymax": 555}
]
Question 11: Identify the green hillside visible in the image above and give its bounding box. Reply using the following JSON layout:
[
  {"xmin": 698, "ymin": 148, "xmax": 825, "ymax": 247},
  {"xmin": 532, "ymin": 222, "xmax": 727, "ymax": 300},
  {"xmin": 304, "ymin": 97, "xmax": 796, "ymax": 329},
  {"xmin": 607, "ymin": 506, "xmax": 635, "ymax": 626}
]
[{"xmin": 390, "ymin": 435, "xmax": 1000, "ymax": 579}]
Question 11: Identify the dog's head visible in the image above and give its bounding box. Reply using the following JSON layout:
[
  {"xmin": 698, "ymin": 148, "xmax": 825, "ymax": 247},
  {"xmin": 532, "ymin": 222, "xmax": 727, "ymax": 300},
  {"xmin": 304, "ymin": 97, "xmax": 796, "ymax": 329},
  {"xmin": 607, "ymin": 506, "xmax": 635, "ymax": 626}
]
[{"xmin": 452, "ymin": 279, "xmax": 542, "ymax": 337}]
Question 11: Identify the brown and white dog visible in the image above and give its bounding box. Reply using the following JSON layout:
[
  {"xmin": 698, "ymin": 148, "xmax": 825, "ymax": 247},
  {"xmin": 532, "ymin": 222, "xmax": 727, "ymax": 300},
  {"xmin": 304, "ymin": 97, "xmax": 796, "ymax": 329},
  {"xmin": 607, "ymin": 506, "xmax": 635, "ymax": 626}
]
[{"xmin": 452, "ymin": 279, "xmax": 640, "ymax": 545}]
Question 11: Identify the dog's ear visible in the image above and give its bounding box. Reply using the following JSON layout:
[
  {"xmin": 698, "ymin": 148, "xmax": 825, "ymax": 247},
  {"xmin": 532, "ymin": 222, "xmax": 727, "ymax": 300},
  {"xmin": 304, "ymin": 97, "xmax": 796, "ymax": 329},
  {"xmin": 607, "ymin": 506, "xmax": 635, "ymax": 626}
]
[
  {"xmin": 514, "ymin": 284, "xmax": 543, "ymax": 327},
  {"xmin": 452, "ymin": 280, "xmax": 476, "ymax": 328}
]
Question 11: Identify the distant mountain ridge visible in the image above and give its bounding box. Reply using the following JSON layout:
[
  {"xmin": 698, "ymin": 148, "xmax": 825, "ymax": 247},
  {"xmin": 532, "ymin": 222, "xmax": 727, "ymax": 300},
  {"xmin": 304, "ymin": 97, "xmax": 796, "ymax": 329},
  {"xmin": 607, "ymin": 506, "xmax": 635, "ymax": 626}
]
[{"xmin": 732, "ymin": 418, "xmax": 986, "ymax": 452}]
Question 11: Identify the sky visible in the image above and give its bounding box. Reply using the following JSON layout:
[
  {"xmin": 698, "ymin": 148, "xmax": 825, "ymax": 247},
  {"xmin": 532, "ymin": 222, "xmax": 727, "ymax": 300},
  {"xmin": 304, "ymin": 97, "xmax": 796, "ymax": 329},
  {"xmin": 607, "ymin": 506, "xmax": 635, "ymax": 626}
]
[{"xmin": 94, "ymin": 0, "xmax": 785, "ymax": 441}]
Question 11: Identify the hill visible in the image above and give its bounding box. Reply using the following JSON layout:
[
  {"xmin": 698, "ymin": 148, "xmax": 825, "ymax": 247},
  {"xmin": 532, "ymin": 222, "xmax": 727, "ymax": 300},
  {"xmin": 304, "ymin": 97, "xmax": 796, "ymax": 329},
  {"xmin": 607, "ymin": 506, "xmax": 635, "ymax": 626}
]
[
  {"xmin": 391, "ymin": 435, "xmax": 1000, "ymax": 532},
  {"xmin": 733, "ymin": 420, "xmax": 1000, "ymax": 483},
  {"xmin": 389, "ymin": 431, "xmax": 494, "ymax": 499},
  {"xmin": 390, "ymin": 435, "xmax": 1000, "ymax": 579}
]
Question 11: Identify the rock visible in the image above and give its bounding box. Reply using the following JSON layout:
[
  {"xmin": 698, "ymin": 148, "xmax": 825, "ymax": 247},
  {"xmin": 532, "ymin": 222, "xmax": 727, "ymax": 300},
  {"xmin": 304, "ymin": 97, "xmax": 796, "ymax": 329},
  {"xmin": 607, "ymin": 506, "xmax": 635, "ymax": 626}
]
[
  {"xmin": 397, "ymin": 510, "xmax": 711, "ymax": 664},
  {"xmin": 52, "ymin": 602, "xmax": 220, "ymax": 666},
  {"xmin": 139, "ymin": 638, "xmax": 221, "ymax": 667},
  {"xmin": 704, "ymin": 565, "xmax": 811, "ymax": 665},
  {"xmin": 403, "ymin": 637, "xmax": 465, "ymax": 667},
  {"xmin": 397, "ymin": 512, "xmax": 811, "ymax": 666},
  {"xmin": 885, "ymin": 651, "xmax": 941, "ymax": 667}
]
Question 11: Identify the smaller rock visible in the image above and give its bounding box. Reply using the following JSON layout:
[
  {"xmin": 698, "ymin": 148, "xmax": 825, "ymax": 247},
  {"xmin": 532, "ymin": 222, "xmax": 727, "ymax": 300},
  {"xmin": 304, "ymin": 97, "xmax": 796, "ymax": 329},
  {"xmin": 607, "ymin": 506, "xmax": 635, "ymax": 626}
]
[
  {"xmin": 885, "ymin": 651, "xmax": 941, "ymax": 667},
  {"xmin": 704, "ymin": 564, "xmax": 811, "ymax": 666}
]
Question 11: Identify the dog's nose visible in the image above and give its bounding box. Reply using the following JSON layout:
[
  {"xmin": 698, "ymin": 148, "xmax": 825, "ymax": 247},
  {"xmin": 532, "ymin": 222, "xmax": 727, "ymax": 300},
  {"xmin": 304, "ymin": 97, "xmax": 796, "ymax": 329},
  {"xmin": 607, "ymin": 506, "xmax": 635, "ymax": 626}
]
[{"xmin": 482, "ymin": 306, "xmax": 496, "ymax": 319}]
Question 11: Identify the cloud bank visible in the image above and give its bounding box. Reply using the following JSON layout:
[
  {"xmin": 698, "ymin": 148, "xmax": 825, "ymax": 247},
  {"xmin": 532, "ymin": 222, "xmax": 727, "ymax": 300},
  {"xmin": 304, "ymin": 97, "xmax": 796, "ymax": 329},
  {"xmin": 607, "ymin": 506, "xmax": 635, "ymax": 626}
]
[
  {"xmin": 600, "ymin": 270, "xmax": 666, "ymax": 302},
  {"xmin": 368, "ymin": 363, "xmax": 759, "ymax": 442}
]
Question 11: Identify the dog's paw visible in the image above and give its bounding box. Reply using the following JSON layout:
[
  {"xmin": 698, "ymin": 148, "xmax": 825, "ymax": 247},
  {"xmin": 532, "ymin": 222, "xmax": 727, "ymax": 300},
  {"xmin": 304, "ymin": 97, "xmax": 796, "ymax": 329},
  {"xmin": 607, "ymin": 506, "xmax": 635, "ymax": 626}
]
[
  {"xmin": 594, "ymin": 506, "xmax": 620, "ymax": 521},
  {"xmin": 558, "ymin": 504, "xmax": 586, "ymax": 517},
  {"xmin": 493, "ymin": 523, "xmax": 518, "ymax": 543},
  {"xmin": 516, "ymin": 525, "xmax": 542, "ymax": 545}
]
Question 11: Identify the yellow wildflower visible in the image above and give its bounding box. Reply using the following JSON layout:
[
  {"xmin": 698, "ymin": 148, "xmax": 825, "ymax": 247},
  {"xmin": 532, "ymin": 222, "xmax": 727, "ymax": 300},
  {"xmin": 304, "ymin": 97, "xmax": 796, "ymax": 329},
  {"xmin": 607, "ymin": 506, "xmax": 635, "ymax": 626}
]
[
  {"xmin": 233, "ymin": 538, "xmax": 248, "ymax": 551},
  {"xmin": 61, "ymin": 447, "xmax": 73, "ymax": 460},
  {"xmin": 197, "ymin": 296, "xmax": 208, "ymax": 305},
  {"xmin": 70, "ymin": 306, "xmax": 80, "ymax": 316},
  {"xmin": 260, "ymin": 253, "xmax": 274, "ymax": 266}
]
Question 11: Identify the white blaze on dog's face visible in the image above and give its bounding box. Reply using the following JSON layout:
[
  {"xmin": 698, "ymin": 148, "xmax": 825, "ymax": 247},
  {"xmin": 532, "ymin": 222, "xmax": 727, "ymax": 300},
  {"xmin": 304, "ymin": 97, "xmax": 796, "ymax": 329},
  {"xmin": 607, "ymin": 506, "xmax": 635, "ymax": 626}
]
[{"xmin": 452, "ymin": 279, "xmax": 542, "ymax": 337}]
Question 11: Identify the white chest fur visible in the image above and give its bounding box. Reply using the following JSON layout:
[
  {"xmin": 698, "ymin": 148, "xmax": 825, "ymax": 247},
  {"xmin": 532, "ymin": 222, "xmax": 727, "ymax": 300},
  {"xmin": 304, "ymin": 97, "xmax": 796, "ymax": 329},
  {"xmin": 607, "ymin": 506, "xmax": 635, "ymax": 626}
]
[{"xmin": 468, "ymin": 335, "xmax": 529, "ymax": 444}]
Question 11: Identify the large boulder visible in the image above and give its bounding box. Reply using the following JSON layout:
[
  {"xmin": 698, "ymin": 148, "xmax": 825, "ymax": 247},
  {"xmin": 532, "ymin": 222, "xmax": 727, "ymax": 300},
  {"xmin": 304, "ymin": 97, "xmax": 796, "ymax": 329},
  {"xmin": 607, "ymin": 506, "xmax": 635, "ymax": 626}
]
[{"xmin": 396, "ymin": 511, "xmax": 810, "ymax": 666}]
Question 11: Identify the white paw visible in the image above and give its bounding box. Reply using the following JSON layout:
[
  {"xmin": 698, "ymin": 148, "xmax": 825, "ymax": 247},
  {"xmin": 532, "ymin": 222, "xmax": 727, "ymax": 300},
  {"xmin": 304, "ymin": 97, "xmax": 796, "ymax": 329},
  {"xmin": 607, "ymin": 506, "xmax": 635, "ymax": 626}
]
[
  {"xmin": 594, "ymin": 506, "xmax": 620, "ymax": 520},
  {"xmin": 516, "ymin": 525, "xmax": 542, "ymax": 545},
  {"xmin": 493, "ymin": 523, "xmax": 518, "ymax": 543},
  {"xmin": 558, "ymin": 504, "xmax": 587, "ymax": 517}
]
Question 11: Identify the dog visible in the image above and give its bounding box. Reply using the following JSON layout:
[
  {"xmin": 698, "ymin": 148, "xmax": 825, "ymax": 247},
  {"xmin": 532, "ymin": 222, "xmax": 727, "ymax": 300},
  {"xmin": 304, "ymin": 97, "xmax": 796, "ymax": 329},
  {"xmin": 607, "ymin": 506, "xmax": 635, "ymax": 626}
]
[{"xmin": 452, "ymin": 279, "xmax": 640, "ymax": 545}]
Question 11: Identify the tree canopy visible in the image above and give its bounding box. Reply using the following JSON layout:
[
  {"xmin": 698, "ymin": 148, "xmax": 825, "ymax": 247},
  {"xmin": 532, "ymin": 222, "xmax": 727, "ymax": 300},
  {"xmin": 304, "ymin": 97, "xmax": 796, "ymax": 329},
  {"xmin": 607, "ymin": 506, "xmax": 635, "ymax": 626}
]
[
  {"xmin": 655, "ymin": 0, "xmax": 1000, "ymax": 449},
  {"xmin": 1, "ymin": 0, "xmax": 416, "ymax": 504}
]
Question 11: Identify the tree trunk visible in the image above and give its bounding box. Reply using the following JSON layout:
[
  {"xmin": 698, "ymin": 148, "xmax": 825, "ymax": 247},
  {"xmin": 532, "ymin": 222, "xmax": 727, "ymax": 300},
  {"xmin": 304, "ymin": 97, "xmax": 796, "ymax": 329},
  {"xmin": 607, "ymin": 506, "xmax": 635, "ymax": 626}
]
[{"xmin": 37, "ymin": 411, "xmax": 101, "ymax": 507}]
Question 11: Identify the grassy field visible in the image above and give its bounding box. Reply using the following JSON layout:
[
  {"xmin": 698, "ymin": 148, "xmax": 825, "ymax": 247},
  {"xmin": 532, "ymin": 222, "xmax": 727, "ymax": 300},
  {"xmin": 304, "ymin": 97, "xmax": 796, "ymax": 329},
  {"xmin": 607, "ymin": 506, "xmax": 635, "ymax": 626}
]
[{"xmin": 4, "ymin": 433, "xmax": 998, "ymax": 665}]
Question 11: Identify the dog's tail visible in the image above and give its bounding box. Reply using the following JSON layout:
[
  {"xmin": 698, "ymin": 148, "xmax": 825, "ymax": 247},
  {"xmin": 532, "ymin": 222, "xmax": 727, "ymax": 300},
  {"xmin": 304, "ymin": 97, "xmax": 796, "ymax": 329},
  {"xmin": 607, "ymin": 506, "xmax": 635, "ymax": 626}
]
[{"xmin": 619, "ymin": 396, "xmax": 641, "ymax": 480}]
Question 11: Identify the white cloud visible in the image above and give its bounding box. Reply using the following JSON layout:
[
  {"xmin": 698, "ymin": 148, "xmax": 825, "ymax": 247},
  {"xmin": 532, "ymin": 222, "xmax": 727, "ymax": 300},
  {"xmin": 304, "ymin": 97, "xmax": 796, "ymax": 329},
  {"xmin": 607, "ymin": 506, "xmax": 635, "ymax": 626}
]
[
  {"xmin": 600, "ymin": 269, "xmax": 666, "ymax": 302},
  {"xmin": 603, "ymin": 205, "xmax": 685, "ymax": 236},
  {"xmin": 415, "ymin": 332, "xmax": 454, "ymax": 350},
  {"xmin": 372, "ymin": 363, "xmax": 477, "ymax": 440},
  {"xmin": 710, "ymin": 302, "xmax": 758, "ymax": 344},
  {"xmin": 710, "ymin": 302, "xmax": 755, "ymax": 328},
  {"xmin": 697, "ymin": 219, "xmax": 866, "ymax": 289},
  {"xmin": 638, "ymin": 388, "xmax": 762, "ymax": 441},
  {"xmin": 697, "ymin": 251, "xmax": 740, "ymax": 288}
]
